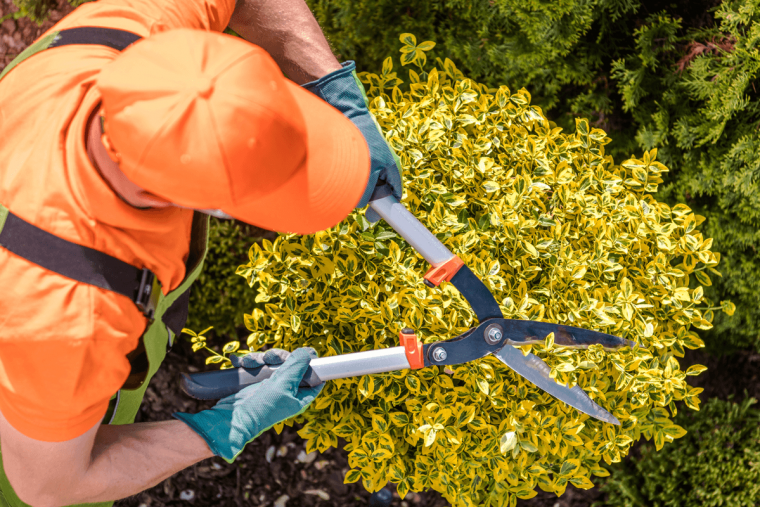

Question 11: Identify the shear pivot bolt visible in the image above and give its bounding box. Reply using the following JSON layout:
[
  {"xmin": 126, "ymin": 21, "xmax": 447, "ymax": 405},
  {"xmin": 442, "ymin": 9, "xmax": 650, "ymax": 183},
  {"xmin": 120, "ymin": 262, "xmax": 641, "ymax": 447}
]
[
  {"xmin": 485, "ymin": 325, "xmax": 503, "ymax": 345},
  {"xmin": 432, "ymin": 347, "xmax": 448, "ymax": 362}
]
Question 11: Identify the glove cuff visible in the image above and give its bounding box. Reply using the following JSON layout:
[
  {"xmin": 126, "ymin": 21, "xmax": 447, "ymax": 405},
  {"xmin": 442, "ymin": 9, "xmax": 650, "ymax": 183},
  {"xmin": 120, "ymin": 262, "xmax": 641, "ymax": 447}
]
[
  {"xmin": 302, "ymin": 61, "xmax": 356, "ymax": 95},
  {"xmin": 173, "ymin": 412, "xmax": 230, "ymax": 461},
  {"xmin": 301, "ymin": 61, "xmax": 403, "ymax": 208}
]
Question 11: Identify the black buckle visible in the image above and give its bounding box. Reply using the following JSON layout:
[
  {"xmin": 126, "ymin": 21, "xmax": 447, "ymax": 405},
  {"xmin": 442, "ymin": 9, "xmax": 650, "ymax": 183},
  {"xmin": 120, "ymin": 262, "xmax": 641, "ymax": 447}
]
[{"xmin": 135, "ymin": 268, "xmax": 160, "ymax": 321}]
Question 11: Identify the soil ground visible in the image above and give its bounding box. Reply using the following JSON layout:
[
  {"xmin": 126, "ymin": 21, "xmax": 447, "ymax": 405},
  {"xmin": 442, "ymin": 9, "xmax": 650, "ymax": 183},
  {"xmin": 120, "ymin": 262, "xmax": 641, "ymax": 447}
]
[
  {"xmin": 0, "ymin": 0, "xmax": 73, "ymax": 69},
  {"xmin": 3, "ymin": 3, "xmax": 760, "ymax": 505}
]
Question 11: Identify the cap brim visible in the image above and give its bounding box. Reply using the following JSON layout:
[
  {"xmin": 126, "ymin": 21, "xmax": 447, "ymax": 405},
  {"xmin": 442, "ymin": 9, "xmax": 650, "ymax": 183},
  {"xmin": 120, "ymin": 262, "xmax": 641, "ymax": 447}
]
[{"xmin": 221, "ymin": 80, "xmax": 370, "ymax": 234}]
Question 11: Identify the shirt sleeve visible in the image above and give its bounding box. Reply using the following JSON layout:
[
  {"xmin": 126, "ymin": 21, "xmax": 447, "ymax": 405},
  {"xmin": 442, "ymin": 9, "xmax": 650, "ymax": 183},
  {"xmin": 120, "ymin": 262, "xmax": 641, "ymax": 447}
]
[
  {"xmin": 53, "ymin": 0, "xmax": 238, "ymax": 35},
  {"xmin": 0, "ymin": 256, "xmax": 143, "ymax": 442},
  {"xmin": 133, "ymin": 0, "xmax": 238, "ymax": 33}
]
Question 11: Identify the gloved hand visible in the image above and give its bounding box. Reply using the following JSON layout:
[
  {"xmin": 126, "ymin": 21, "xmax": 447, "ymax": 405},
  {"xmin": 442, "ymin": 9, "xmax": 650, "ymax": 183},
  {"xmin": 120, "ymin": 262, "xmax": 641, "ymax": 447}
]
[
  {"xmin": 303, "ymin": 61, "xmax": 403, "ymax": 222},
  {"xmin": 173, "ymin": 348, "xmax": 323, "ymax": 463}
]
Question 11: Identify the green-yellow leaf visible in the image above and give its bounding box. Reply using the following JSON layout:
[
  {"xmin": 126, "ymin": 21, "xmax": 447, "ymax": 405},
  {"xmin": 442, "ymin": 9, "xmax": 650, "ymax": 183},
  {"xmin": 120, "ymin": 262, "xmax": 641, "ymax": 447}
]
[
  {"xmin": 399, "ymin": 33, "xmax": 416, "ymax": 46},
  {"xmin": 424, "ymin": 429, "xmax": 437, "ymax": 447},
  {"xmin": 344, "ymin": 469, "xmax": 362, "ymax": 484},
  {"xmin": 685, "ymin": 364, "xmax": 707, "ymax": 376},
  {"xmin": 499, "ymin": 431, "xmax": 518, "ymax": 454},
  {"xmin": 559, "ymin": 459, "xmax": 581, "ymax": 477},
  {"xmin": 222, "ymin": 341, "xmax": 240, "ymax": 354}
]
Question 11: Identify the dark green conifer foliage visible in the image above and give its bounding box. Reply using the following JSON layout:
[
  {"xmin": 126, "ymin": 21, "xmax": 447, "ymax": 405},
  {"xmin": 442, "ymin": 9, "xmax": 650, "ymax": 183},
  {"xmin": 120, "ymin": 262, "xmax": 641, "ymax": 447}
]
[
  {"xmin": 610, "ymin": 1, "xmax": 760, "ymax": 351},
  {"xmin": 305, "ymin": 0, "xmax": 717, "ymax": 149}
]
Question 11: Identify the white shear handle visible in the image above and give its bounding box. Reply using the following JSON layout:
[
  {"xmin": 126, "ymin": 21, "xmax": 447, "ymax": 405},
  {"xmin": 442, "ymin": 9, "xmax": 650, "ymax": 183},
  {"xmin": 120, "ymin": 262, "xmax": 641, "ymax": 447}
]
[{"xmin": 368, "ymin": 193, "xmax": 455, "ymax": 267}]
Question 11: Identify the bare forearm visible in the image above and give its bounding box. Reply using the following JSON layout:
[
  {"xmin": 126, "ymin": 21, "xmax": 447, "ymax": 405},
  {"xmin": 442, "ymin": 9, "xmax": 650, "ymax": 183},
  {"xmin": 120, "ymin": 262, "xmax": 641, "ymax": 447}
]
[
  {"xmin": 44, "ymin": 421, "xmax": 213, "ymax": 506},
  {"xmin": 228, "ymin": 0, "xmax": 342, "ymax": 84}
]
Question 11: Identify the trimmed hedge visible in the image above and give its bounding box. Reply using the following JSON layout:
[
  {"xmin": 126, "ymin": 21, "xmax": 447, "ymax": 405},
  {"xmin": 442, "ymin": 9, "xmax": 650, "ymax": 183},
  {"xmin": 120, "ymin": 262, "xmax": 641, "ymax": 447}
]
[{"xmin": 221, "ymin": 38, "xmax": 732, "ymax": 505}]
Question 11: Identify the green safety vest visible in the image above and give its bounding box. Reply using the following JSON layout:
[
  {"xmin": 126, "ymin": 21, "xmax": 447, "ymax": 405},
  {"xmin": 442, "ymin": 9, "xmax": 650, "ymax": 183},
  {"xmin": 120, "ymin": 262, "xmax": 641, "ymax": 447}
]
[{"xmin": 0, "ymin": 27, "xmax": 210, "ymax": 507}]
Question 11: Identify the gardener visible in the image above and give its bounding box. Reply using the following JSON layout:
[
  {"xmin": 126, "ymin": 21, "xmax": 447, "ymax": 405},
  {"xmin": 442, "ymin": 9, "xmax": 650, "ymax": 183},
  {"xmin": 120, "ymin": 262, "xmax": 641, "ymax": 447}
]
[{"xmin": 0, "ymin": 0, "xmax": 401, "ymax": 505}]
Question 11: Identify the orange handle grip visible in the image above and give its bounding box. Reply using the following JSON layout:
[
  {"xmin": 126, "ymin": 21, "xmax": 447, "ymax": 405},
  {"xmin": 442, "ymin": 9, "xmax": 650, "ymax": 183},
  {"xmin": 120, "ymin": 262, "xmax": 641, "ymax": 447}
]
[
  {"xmin": 423, "ymin": 256, "xmax": 465, "ymax": 287},
  {"xmin": 400, "ymin": 328, "xmax": 424, "ymax": 369}
]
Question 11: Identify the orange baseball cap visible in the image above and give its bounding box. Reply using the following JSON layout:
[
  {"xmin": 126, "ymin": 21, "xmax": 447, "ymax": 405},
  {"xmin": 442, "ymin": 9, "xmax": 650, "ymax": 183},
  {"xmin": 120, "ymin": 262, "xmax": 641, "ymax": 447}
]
[{"xmin": 95, "ymin": 28, "xmax": 370, "ymax": 234}]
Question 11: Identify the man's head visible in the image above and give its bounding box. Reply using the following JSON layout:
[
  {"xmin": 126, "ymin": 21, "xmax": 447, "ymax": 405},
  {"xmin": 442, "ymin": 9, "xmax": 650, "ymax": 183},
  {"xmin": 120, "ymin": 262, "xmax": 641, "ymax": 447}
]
[{"xmin": 95, "ymin": 28, "xmax": 369, "ymax": 233}]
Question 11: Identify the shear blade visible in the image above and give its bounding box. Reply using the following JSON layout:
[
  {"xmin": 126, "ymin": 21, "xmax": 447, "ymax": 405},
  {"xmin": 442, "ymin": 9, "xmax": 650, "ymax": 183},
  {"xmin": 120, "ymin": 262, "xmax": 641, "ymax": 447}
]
[
  {"xmin": 493, "ymin": 345, "xmax": 620, "ymax": 425},
  {"xmin": 502, "ymin": 319, "xmax": 636, "ymax": 350}
]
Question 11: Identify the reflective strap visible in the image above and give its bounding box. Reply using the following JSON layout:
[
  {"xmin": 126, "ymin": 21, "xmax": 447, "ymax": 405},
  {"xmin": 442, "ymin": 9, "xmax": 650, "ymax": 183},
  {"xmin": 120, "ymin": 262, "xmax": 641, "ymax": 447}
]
[
  {"xmin": 167, "ymin": 324, "xmax": 175, "ymax": 349},
  {"xmin": 0, "ymin": 204, "xmax": 8, "ymax": 234},
  {"xmin": 0, "ymin": 31, "xmax": 58, "ymax": 81},
  {"xmin": 101, "ymin": 390, "xmax": 121, "ymax": 424}
]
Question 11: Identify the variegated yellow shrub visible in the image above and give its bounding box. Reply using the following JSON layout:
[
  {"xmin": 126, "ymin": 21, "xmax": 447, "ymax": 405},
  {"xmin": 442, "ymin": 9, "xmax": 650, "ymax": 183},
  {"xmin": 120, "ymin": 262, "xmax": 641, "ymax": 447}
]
[{"xmin": 202, "ymin": 35, "xmax": 735, "ymax": 507}]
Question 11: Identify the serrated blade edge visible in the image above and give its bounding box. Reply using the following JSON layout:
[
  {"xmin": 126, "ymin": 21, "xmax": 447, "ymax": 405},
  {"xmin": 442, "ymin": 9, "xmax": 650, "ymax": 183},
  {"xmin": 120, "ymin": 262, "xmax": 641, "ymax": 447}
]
[{"xmin": 494, "ymin": 345, "xmax": 620, "ymax": 425}]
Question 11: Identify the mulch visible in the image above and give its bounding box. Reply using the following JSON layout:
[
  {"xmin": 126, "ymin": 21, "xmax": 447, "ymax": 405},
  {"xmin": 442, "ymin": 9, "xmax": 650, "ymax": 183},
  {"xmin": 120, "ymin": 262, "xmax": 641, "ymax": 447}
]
[
  {"xmin": 0, "ymin": 0, "xmax": 75, "ymax": 71},
  {"xmin": 4, "ymin": 2, "xmax": 760, "ymax": 505}
]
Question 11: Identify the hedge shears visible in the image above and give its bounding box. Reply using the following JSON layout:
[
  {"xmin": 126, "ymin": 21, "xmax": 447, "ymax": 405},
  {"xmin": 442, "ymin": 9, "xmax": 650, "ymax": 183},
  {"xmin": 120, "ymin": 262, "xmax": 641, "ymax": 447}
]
[{"xmin": 181, "ymin": 185, "xmax": 635, "ymax": 425}]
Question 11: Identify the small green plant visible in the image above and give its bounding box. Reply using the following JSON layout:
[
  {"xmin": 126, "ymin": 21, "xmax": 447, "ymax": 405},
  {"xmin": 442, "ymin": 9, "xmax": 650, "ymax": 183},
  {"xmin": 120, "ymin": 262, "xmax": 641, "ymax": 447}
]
[
  {"xmin": 182, "ymin": 325, "xmax": 241, "ymax": 369},
  {"xmin": 601, "ymin": 396, "xmax": 760, "ymax": 507},
  {"xmin": 0, "ymin": 8, "xmax": 30, "ymax": 23},
  {"xmin": 192, "ymin": 36, "xmax": 734, "ymax": 506},
  {"xmin": 1, "ymin": 0, "xmax": 45, "ymax": 23}
]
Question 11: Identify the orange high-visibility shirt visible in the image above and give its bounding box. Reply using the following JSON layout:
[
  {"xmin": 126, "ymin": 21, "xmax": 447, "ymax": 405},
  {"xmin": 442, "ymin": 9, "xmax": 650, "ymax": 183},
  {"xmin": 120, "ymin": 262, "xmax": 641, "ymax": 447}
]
[{"xmin": 0, "ymin": 0, "xmax": 236, "ymax": 442}]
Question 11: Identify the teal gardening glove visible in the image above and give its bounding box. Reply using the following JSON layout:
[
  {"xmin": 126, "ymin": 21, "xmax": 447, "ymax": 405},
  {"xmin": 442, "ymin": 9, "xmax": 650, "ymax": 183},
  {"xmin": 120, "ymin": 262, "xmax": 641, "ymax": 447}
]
[
  {"xmin": 173, "ymin": 348, "xmax": 323, "ymax": 463},
  {"xmin": 303, "ymin": 61, "xmax": 403, "ymax": 222}
]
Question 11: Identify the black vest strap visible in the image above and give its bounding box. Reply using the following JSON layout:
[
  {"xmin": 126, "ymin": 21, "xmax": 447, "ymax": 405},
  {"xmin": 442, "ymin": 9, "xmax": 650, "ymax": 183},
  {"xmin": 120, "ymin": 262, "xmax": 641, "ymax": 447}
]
[
  {"xmin": 50, "ymin": 26, "xmax": 142, "ymax": 51},
  {"xmin": 0, "ymin": 27, "xmax": 158, "ymax": 319},
  {"xmin": 0, "ymin": 211, "xmax": 158, "ymax": 318}
]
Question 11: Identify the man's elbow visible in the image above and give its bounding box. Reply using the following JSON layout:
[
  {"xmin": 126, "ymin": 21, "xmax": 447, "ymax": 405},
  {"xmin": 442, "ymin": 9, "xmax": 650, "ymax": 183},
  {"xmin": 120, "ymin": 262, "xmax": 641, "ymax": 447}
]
[
  {"xmin": 6, "ymin": 458, "xmax": 87, "ymax": 507},
  {"xmin": 12, "ymin": 483, "xmax": 59, "ymax": 507},
  {"xmin": 0, "ymin": 412, "xmax": 101, "ymax": 507},
  {"xmin": 10, "ymin": 475, "xmax": 70, "ymax": 507}
]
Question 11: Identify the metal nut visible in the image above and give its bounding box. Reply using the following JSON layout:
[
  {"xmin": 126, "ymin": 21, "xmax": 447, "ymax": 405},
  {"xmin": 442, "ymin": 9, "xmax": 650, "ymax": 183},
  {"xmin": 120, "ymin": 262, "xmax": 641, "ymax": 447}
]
[
  {"xmin": 431, "ymin": 347, "xmax": 448, "ymax": 362},
  {"xmin": 484, "ymin": 324, "xmax": 503, "ymax": 345}
]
